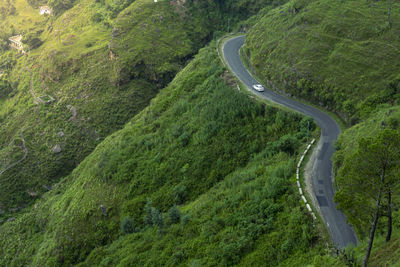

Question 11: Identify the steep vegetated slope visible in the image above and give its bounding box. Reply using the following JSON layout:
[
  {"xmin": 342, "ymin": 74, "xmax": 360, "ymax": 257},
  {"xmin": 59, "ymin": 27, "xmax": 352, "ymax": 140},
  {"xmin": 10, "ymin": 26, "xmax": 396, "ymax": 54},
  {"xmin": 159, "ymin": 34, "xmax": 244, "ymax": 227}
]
[
  {"xmin": 0, "ymin": 0, "xmax": 273, "ymax": 215},
  {"xmin": 243, "ymin": 0, "xmax": 400, "ymax": 263},
  {"xmin": 0, "ymin": 44, "xmax": 343, "ymax": 266},
  {"xmin": 333, "ymin": 106, "xmax": 400, "ymax": 264},
  {"xmin": 6, "ymin": 0, "xmax": 397, "ymax": 265},
  {"xmin": 244, "ymin": 0, "xmax": 400, "ymax": 124},
  {"xmin": 0, "ymin": 0, "xmax": 200, "ymax": 213}
]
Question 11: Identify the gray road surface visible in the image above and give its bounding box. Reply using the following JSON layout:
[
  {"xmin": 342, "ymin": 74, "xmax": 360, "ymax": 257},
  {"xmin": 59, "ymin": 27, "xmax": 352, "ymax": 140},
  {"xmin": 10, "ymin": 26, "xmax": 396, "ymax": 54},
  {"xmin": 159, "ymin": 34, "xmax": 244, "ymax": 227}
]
[{"xmin": 223, "ymin": 35, "xmax": 357, "ymax": 248}]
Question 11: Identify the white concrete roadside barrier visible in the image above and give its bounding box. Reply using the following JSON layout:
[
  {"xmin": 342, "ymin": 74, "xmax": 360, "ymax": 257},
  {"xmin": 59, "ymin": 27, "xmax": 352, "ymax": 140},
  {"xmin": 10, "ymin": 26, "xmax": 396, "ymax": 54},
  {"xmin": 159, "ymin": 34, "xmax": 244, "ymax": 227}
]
[
  {"xmin": 311, "ymin": 212, "xmax": 317, "ymax": 220},
  {"xmin": 306, "ymin": 204, "xmax": 312, "ymax": 212},
  {"xmin": 297, "ymin": 139, "xmax": 316, "ymax": 220}
]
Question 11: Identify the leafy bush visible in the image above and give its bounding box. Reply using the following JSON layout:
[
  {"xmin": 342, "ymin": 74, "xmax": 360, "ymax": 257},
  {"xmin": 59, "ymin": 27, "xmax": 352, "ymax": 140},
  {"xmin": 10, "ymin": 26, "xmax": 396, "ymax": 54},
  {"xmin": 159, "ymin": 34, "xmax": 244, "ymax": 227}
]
[
  {"xmin": 277, "ymin": 134, "xmax": 298, "ymax": 155},
  {"xmin": 168, "ymin": 205, "xmax": 181, "ymax": 224},
  {"xmin": 92, "ymin": 12, "xmax": 103, "ymax": 23},
  {"xmin": 121, "ymin": 216, "xmax": 135, "ymax": 235},
  {"xmin": 151, "ymin": 208, "xmax": 164, "ymax": 230},
  {"xmin": 144, "ymin": 198, "xmax": 153, "ymax": 227},
  {"xmin": 181, "ymin": 213, "xmax": 190, "ymax": 228},
  {"xmin": 173, "ymin": 184, "xmax": 187, "ymax": 204}
]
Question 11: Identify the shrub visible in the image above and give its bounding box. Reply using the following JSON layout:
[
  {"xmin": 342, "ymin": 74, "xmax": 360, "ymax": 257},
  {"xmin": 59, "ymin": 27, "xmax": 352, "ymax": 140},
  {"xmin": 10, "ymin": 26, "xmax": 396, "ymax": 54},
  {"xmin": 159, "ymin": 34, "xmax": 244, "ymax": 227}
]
[
  {"xmin": 173, "ymin": 184, "xmax": 187, "ymax": 204},
  {"xmin": 182, "ymin": 214, "xmax": 190, "ymax": 227},
  {"xmin": 388, "ymin": 116, "xmax": 400, "ymax": 130},
  {"xmin": 277, "ymin": 134, "xmax": 298, "ymax": 155},
  {"xmin": 151, "ymin": 208, "xmax": 164, "ymax": 229},
  {"xmin": 168, "ymin": 205, "xmax": 181, "ymax": 224},
  {"xmin": 299, "ymin": 116, "xmax": 315, "ymax": 136},
  {"xmin": 144, "ymin": 198, "xmax": 153, "ymax": 227},
  {"xmin": 92, "ymin": 13, "xmax": 103, "ymax": 23},
  {"xmin": 121, "ymin": 216, "xmax": 135, "ymax": 235}
]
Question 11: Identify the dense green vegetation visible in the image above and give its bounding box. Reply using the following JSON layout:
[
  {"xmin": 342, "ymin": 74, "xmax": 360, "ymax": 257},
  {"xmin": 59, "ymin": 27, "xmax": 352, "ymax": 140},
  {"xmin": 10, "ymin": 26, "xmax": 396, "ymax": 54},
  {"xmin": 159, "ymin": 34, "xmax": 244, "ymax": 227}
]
[
  {"xmin": 0, "ymin": 0, "xmax": 343, "ymax": 265},
  {"xmin": 336, "ymin": 129, "xmax": 400, "ymax": 265},
  {"xmin": 335, "ymin": 108, "xmax": 400, "ymax": 237},
  {"xmin": 332, "ymin": 106, "xmax": 400, "ymax": 264},
  {"xmin": 0, "ymin": 0, "xmax": 183, "ymax": 212},
  {"xmin": 0, "ymin": 0, "xmax": 288, "ymax": 216},
  {"xmin": 0, "ymin": 0, "xmax": 399, "ymax": 265},
  {"xmin": 0, "ymin": 0, "xmax": 276, "ymax": 214},
  {"xmin": 243, "ymin": 0, "xmax": 400, "ymax": 263},
  {"xmin": 244, "ymin": 0, "xmax": 400, "ymax": 124},
  {"xmin": 0, "ymin": 43, "xmax": 343, "ymax": 266}
]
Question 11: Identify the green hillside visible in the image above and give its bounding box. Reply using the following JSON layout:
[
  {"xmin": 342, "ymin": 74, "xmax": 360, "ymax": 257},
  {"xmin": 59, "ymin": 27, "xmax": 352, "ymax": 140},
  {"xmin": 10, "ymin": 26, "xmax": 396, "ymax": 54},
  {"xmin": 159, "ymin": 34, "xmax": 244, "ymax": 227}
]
[
  {"xmin": 244, "ymin": 0, "xmax": 400, "ymax": 124},
  {"xmin": 0, "ymin": 0, "xmax": 272, "ymax": 214},
  {"xmin": 0, "ymin": 0, "xmax": 399, "ymax": 265},
  {"xmin": 332, "ymin": 106, "xmax": 400, "ymax": 265},
  {"xmin": 243, "ymin": 0, "xmax": 400, "ymax": 264},
  {"xmin": 0, "ymin": 43, "xmax": 343, "ymax": 266}
]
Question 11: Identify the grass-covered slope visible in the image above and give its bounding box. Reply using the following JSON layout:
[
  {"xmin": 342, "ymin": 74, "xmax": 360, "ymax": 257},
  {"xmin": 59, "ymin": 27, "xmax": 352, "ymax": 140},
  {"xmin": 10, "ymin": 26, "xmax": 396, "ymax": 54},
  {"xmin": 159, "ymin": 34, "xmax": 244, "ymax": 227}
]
[
  {"xmin": 0, "ymin": 0, "xmax": 287, "ymax": 219},
  {"xmin": 366, "ymin": 231, "xmax": 400, "ymax": 266},
  {"xmin": 0, "ymin": 44, "xmax": 342, "ymax": 266},
  {"xmin": 0, "ymin": 0, "xmax": 233, "ymax": 214},
  {"xmin": 245, "ymin": 0, "xmax": 400, "ymax": 263},
  {"xmin": 244, "ymin": 0, "xmax": 400, "ymax": 124}
]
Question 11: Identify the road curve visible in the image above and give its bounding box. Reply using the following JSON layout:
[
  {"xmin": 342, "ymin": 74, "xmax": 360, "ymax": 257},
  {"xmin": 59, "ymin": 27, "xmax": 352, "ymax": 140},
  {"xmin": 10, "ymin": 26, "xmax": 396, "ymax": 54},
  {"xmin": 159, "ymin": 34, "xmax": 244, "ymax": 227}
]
[{"xmin": 223, "ymin": 35, "xmax": 357, "ymax": 248}]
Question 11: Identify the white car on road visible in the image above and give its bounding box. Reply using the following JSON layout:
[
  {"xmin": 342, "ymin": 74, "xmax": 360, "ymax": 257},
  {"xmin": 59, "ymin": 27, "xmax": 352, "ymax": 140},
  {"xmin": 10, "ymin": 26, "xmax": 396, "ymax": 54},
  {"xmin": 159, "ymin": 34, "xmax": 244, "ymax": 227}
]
[{"xmin": 252, "ymin": 84, "xmax": 264, "ymax": 92}]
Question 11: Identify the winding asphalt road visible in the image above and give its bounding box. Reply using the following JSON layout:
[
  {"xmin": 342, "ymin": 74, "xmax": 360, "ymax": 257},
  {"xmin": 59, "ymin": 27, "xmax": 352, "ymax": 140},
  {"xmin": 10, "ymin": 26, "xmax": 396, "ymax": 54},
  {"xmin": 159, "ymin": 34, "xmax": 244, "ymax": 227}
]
[{"xmin": 223, "ymin": 35, "xmax": 357, "ymax": 248}]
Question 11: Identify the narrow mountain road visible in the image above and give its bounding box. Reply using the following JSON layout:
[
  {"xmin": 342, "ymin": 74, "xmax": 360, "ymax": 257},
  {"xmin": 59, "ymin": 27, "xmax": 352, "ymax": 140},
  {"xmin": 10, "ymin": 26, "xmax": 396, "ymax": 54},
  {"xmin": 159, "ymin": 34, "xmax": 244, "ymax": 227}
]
[{"xmin": 223, "ymin": 35, "xmax": 357, "ymax": 248}]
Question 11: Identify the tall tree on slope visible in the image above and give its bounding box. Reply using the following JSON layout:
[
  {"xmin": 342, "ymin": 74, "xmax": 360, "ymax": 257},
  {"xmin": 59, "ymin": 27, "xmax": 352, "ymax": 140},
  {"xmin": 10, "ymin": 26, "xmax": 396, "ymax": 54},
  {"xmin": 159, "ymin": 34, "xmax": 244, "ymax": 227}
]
[{"xmin": 335, "ymin": 129, "xmax": 400, "ymax": 267}]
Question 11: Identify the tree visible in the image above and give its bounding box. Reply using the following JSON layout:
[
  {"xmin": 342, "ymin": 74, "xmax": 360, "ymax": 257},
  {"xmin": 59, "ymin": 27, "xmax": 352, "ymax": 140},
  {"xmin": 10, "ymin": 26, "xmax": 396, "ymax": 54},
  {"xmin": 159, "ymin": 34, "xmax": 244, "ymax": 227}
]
[
  {"xmin": 143, "ymin": 198, "xmax": 153, "ymax": 227},
  {"xmin": 277, "ymin": 134, "xmax": 297, "ymax": 155},
  {"xmin": 168, "ymin": 205, "xmax": 181, "ymax": 224},
  {"xmin": 121, "ymin": 216, "xmax": 135, "ymax": 235},
  {"xmin": 173, "ymin": 184, "xmax": 187, "ymax": 204},
  {"xmin": 151, "ymin": 207, "xmax": 164, "ymax": 234},
  {"xmin": 151, "ymin": 207, "xmax": 164, "ymax": 229},
  {"xmin": 335, "ymin": 129, "xmax": 400, "ymax": 267}
]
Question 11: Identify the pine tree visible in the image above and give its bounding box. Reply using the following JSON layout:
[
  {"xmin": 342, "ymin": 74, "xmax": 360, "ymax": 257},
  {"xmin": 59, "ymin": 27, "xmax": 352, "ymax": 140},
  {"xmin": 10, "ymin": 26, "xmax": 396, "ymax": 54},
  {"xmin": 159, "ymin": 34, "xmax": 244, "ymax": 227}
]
[
  {"xmin": 151, "ymin": 207, "xmax": 164, "ymax": 229},
  {"xmin": 144, "ymin": 198, "xmax": 153, "ymax": 227},
  {"xmin": 335, "ymin": 129, "xmax": 400, "ymax": 266},
  {"xmin": 121, "ymin": 216, "xmax": 135, "ymax": 235},
  {"xmin": 168, "ymin": 205, "xmax": 181, "ymax": 224}
]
